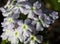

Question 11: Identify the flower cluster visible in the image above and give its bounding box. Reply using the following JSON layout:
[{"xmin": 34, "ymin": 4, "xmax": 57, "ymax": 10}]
[{"xmin": 0, "ymin": 0, "xmax": 58, "ymax": 44}]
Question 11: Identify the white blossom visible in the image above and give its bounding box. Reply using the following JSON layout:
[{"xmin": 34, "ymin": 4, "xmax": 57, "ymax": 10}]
[
  {"xmin": 22, "ymin": 1, "xmax": 42, "ymax": 19},
  {"xmin": 24, "ymin": 35, "xmax": 43, "ymax": 44},
  {"xmin": 1, "ymin": 17, "xmax": 15, "ymax": 29},
  {"xmin": 1, "ymin": 28, "xmax": 13, "ymax": 40}
]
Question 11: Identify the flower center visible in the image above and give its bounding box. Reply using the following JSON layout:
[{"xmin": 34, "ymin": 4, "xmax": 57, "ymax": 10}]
[
  {"xmin": 14, "ymin": 31, "xmax": 19, "ymax": 37},
  {"xmin": 7, "ymin": 18, "xmax": 13, "ymax": 23},
  {"xmin": 22, "ymin": 24, "xmax": 28, "ymax": 31},
  {"xmin": 31, "ymin": 35, "xmax": 36, "ymax": 41},
  {"xmin": 31, "ymin": 7, "xmax": 36, "ymax": 11}
]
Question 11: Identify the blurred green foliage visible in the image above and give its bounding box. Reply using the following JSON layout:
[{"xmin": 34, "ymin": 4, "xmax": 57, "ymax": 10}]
[
  {"xmin": 58, "ymin": 0, "xmax": 60, "ymax": 2},
  {"xmin": 0, "ymin": 40, "xmax": 10, "ymax": 44},
  {"xmin": 45, "ymin": 0, "xmax": 60, "ymax": 11}
]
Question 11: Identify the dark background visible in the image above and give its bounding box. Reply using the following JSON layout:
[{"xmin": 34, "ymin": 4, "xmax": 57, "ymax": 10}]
[{"xmin": 0, "ymin": 10, "xmax": 4, "ymax": 43}]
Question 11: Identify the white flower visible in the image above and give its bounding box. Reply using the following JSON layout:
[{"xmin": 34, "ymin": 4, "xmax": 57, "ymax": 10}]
[
  {"xmin": 1, "ymin": 17, "xmax": 15, "ymax": 29},
  {"xmin": 17, "ymin": 20, "xmax": 32, "ymax": 32},
  {"xmin": 2, "ymin": 6, "xmax": 20, "ymax": 17},
  {"xmin": 1, "ymin": 27, "xmax": 24, "ymax": 44},
  {"xmin": 38, "ymin": 12, "xmax": 58, "ymax": 28},
  {"xmin": 11, "ymin": 7, "xmax": 20, "ymax": 18},
  {"xmin": 1, "ymin": 28, "xmax": 13, "ymax": 40},
  {"xmin": 24, "ymin": 35, "xmax": 43, "ymax": 44},
  {"xmin": 49, "ymin": 11, "xmax": 58, "ymax": 20},
  {"xmin": 4, "ymin": 17, "xmax": 14, "ymax": 24},
  {"xmin": 22, "ymin": 1, "xmax": 42, "ymax": 19},
  {"xmin": 17, "ymin": 20, "xmax": 32, "ymax": 42},
  {"xmin": 31, "ymin": 17, "xmax": 44, "ymax": 31},
  {"xmin": 9, "ymin": 37, "xmax": 19, "ymax": 44},
  {"xmin": 15, "ymin": 2, "xmax": 30, "ymax": 15},
  {"xmin": 8, "ymin": 29, "xmax": 21, "ymax": 44},
  {"xmin": 2, "ymin": 6, "xmax": 20, "ymax": 18},
  {"xmin": 2, "ymin": 11, "xmax": 12, "ymax": 17},
  {"xmin": 39, "ymin": 14, "xmax": 50, "ymax": 27}
]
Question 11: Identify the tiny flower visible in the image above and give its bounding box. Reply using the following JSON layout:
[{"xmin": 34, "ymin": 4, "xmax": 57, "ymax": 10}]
[
  {"xmin": 39, "ymin": 14, "xmax": 50, "ymax": 27},
  {"xmin": 42, "ymin": 8, "xmax": 59, "ymax": 25},
  {"xmin": 7, "ymin": 28, "xmax": 23, "ymax": 44},
  {"xmin": 31, "ymin": 18, "xmax": 44, "ymax": 31},
  {"xmin": 49, "ymin": 11, "xmax": 58, "ymax": 20},
  {"xmin": 17, "ymin": 20, "xmax": 33, "ymax": 42},
  {"xmin": 1, "ymin": 17, "xmax": 15, "ymax": 29},
  {"xmin": 15, "ymin": 2, "xmax": 30, "ymax": 15},
  {"xmin": 1, "ymin": 28, "xmax": 13, "ymax": 40},
  {"xmin": 22, "ymin": 1, "xmax": 42, "ymax": 19},
  {"xmin": 11, "ymin": 7, "xmax": 20, "ymax": 18},
  {"xmin": 17, "ymin": 20, "xmax": 32, "ymax": 32},
  {"xmin": 24, "ymin": 35, "xmax": 43, "ymax": 44},
  {"xmin": 5, "ymin": 17, "xmax": 14, "ymax": 24}
]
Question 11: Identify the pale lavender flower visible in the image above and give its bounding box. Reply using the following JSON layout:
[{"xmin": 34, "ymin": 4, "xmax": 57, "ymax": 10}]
[
  {"xmin": 24, "ymin": 35, "xmax": 43, "ymax": 44},
  {"xmin": 17, "ymin": 20, "xmax": 34, "ymax": 42},
  {"xmin": 8, "ymin": 29, "xmax": 23, "ymax": 44},
  {"xmin": 49, "ymin": 11, "xmax": 58, "ymax": 20},
  {"xmin": 39, "ymin": 11, "xmax": 58, "ymax": 27},
  {"xmin": 2, "ymin": 6, "xmax": 20, "ymax": 18},
  {"xmin": 1, "ymin": 28, "xmax": 13, "ymax": 40},
  {"xmin": 31, "ymin": 17, "xmax": 44, "ymax": 31},
  {"xmin": 2, "ymin": 11, "xmax": 12, "ymax": 17},
  {"xmin": 1, "ymin": 17, "xmax": 15, "ymax": 28},
  {"xmin": 20, "ymin": 1, "xmax": 42, "ymax": 19},
  {"xmin": 39, "ymin": 14, "xmax": 52, "ymax": 27}
]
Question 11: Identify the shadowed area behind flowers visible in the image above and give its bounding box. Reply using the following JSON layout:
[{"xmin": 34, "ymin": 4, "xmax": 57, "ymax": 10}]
[
  {"xmin": 0, "ymin": 0, "xmax": 60, "ymax": 44},
  {"xmin": 0, "ymin": 0, "xmax": 8, "ymax": 43},
  {"xmin": 0, "ymin": 0, "xmax": 8, "ymax": 7},
  {"xmin": 0, "ymin": 10, "xmax": 4, "ymax": 43},
  {"xmin": 48, "ymin": 12, "xmax": 60, "ymax": 44}
]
